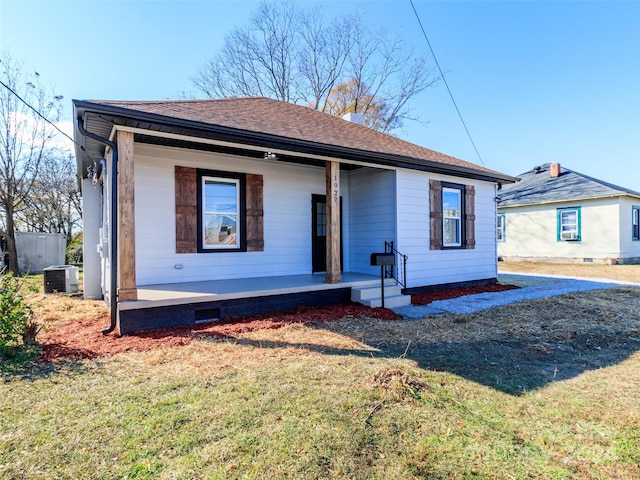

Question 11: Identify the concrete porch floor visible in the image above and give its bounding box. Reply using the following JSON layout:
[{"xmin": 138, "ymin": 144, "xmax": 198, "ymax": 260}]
[{"xmin": 120, "ymin": 272, "xmax": 388, "ymax": 311}]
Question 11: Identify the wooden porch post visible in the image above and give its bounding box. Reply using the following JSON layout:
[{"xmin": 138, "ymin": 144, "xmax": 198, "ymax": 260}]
[
  {"xmin": 325, "ymin": 161, "xmax": 341, "ymax": 284},
  {"xmin": 117, "ymin": 130, "xmax": 137, "ymax": 301}
]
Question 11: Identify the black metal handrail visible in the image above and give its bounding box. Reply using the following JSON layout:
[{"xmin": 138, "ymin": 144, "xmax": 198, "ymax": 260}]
[{"xmin": 384, "ymin": 241, "xmax": 407, "ymax": 288}]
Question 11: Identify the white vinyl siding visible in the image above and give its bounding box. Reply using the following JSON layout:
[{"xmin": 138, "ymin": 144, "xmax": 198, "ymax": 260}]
[
  {"xmin": 396, "ymin": 170, "xmax": 497, "ymax": 288},
  {"xmin": 349, "ymin": 168, "xmax": 396, "ymax": 275},
  {"xmin": 134, "ymin": 144, "xmax": 338, "ymax": 285}
]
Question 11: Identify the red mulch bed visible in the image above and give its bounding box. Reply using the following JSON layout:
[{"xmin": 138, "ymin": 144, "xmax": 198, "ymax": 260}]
[
  {"xmin": 38, "ymin": 283, "xmax": 520, "ymax": 363},
  {"xmin": 38, "ymin": 303, "xmax": 400, "ymax": 363},
  {"xmin": 411, "ymin": 283, "xmax": 520, "ymax": 306}
]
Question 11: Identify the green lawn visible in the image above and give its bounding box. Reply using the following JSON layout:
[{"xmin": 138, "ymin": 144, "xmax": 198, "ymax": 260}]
[{"xmin": 1, "ymin": 288, "xmax": 639, "ymax": 479}]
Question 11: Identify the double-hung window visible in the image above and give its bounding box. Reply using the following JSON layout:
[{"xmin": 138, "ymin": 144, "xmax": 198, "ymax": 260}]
[
  {"xmin": 201, "ymin": 175, "xmax": 242, "ymax": 250},
  {"xmin": 633, "ymin": 206, "xmax": 640, "ymax": 241},
  {"xmin": 497, "ymin": 213, "xmax": 506, "ymax": 242},
  {"xmin": 442, "ymin": 186, "xmax": 462, "ymax": 247},
  {"xmin": 557, "ymin": 207, "xmax": 580, "ymax": 241},
  {"xmin": 429, "ymin": 180, "xmax": 474, "ymax": 250}
]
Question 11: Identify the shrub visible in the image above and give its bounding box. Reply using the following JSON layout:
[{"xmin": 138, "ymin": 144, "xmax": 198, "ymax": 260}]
[{"xmin": 0, "ymin": 271, "xmax": 39, "ymax": 356}]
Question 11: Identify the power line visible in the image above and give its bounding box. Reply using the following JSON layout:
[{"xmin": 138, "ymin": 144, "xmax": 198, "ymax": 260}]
[
  {"xmin": 0, "ymin": 79, "xmax": 85, "ymax": 155},
  {"xmin": 409, "ymin": 0, "xmax": 485, "ymax": 167}
]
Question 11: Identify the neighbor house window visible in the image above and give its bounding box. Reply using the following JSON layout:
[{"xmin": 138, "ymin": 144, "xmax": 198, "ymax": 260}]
[
  {"xmin": 442, "ymin": 186, "xmax": 462, "ymax": 247},
  {"xmin": 557, "ymin": 207, "xmax": 581, "ymax": 241},
  {"xmin": 633, "ymin": 206, "xmax": 640, "ymax": 241},
  {"xmin": 497, "ymin": 213, "xmax": 506, "ymax": 242}
]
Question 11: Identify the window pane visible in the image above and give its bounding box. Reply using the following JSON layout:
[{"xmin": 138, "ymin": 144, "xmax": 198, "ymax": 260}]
[
  {"xmin": 497, "ymin": 214, "xmax": 505, "ymax": 241},
  {"xmin": 204, "ymin": 214, "xmax": 237, "ymax": 247},
  {"xmin": 443, "ymin": 187, "xmax": 462, "ymax": 246},
  {"xmin": 202, "ymin": 177, "xmax": 240, "ymax": 249},
  {"xmin": 444, "ymin": 218, "xmax": 460, "ymax": 245},
  {"xmin": 443, "ymin": 190, "xmax": 460, "ymax": 218},
  {"xmin": 204, "ymin": 180, "xmax": 237, "ymax": 214}
]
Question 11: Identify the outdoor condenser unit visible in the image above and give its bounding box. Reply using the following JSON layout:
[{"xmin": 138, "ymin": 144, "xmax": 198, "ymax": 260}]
[{"xmin": 43, "ymin": 265, "xmax": 80, "ymax": 294}]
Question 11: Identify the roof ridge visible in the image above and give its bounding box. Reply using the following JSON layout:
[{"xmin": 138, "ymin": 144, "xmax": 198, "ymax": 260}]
[{"xmin": 570, "ymin": 168, "xmax": 640, "ymax": 197}]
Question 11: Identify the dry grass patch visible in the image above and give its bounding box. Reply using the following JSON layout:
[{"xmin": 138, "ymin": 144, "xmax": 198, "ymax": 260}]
[
  {"xmin": 2, "ymin": 272, "xmax": 639, "ymax": 479},
  {"xmin": 499, "ymin": 261, "xmax": 640, "ymax": 283}
]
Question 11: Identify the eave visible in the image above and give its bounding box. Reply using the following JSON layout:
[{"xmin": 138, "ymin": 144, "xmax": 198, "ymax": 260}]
[{"xmin": 73, "ymin": 99, "xmax": 518, "ymax": 185}]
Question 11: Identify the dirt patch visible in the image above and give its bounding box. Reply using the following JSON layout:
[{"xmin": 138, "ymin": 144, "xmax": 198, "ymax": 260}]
[
  {"xmin": 38, "ymin": 303, "xmax": 400, "ymax": 363},
  {"xmin": 411, "ymin": 283, "xmax": 520, "ymax": 305}
]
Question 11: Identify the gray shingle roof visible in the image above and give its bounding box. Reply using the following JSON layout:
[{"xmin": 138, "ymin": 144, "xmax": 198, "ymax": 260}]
[{"xmin": 498, "ymin": 163, "xmax": 640, "ymax": 207}]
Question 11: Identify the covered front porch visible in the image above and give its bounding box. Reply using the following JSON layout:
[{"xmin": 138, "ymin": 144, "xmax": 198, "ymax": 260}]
[{"xmin": 116, "ymin": 272, "xmax": 393, "ymax": 334}]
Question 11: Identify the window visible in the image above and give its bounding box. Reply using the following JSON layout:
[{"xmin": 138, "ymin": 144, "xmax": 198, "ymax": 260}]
[
  {"xmin": 175, "ymin": 167, "xmax": 263, "ymax": 254},
  {"xmin": 633, "ymin": 206, "xmax": 640, "ymax": 241},
  {"xmin": 443, "ymin": 186, "xmax": 462, "ymax": 247},
  {"xmin": 497, "ymin": 214, "xmax": 506, "ymax": 242},
  {"xmin": 429, "ymin": 180, "xmax": 474, "ymax": 250},
  {"xmin": 557, "ymin": 207, "xmax": 581, "ymax": 241},
  {"xmin": 202, "ymin": 176, "xmax": 241, "ymax": 250}
]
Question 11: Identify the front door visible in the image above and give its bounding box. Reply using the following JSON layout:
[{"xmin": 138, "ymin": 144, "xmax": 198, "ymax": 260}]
[{"xmin": 312, "ymin": 194, "xmax": 342, "ymax": 273}]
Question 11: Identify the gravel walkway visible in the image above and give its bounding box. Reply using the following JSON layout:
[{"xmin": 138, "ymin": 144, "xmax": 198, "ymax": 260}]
[{"xmin": 392, "ymin": 273, "xmax": 639, "ymax": 319}]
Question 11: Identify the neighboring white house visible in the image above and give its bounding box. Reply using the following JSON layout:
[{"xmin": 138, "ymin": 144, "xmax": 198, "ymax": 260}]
[
  {"xmin": 73, "ymin": 97, "xmax": 516, "ymax": 334},
  {"xmin": 497, "ymin": 163, "xmax": 640, "ymax": 265}
]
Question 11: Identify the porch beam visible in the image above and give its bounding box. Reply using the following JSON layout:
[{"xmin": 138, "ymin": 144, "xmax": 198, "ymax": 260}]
[
  {"xmin": 117, "ymin": 130, "xmax": 137, "ymax": 301},
  {"xmin": 325, "ymin": 161, "xmax": 341, "ymax": 284}
]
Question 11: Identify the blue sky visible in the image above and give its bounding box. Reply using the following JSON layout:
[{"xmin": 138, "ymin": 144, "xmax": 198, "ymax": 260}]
[{"xmin": 1, "ymin": 0, "xmax": 639, "ymax": 190}]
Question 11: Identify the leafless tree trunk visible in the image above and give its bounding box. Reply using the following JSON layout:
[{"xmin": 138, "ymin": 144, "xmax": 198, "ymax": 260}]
[{"xmin": 0, "ymin": 51, "xmax": 63, "ymax": 275}]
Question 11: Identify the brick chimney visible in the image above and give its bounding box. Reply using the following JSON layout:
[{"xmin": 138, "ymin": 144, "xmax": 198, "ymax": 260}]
[{"xmin": 550, "ymin": 163, "xmax": 561, "ymax": 178}]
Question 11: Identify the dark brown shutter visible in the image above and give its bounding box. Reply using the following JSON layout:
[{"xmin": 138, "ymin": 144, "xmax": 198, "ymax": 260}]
[
  {"xmin": 245, "ymin": 174, "xmax": 264, "ymax": 252},
  {"xmin": 175, "ymin": 166, "xmax": 197, "ymax": 253},
  {"xmin": 464, "ymin": 185, "xmax": 476, "ymax": 249},
  {"xmin": 429, "ymin": 179, "xmax": 443, "ymax": 250}
]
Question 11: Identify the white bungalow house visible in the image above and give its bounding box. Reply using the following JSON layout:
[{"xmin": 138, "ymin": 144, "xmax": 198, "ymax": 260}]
[
  {"xmin": 73, "ymin": 97, "xmax": 516, "ymax": 334},
  {"xmin": 497, "ymin": 163, "xmax": 640, "ymax": 265}
]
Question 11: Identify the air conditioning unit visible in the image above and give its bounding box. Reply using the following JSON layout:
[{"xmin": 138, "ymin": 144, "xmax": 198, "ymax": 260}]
[
  {"xmin": 43, "ymin": 265, "xmax": 79, "ymax": 294},
  {"xmin": 561, "ymin": 231, "xmax": 578, "ymax": 241}
]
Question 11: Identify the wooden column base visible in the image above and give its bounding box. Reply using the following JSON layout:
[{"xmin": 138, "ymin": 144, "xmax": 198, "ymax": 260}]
[
  {"xmin": 118, "ymin": 288, "xmax": 138, "ymax": 302},
  {"xmin": 325, "ymin": 272, "xmax": 342, "ymax": 284}
]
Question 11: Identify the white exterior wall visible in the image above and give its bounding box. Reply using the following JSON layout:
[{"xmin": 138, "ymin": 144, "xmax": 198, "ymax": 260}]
[
  {"xmin": 133, "ymin": 144, "xmax": 352, "ymax": 285},
  {"xmin": 396, "ymin": 170, "xmax": 498, "ymax": 288},
  {"xmin": 617, "ymin": 197, "xmax": 640, "ymax": 262},
  {"xmin": 81, "ymin": 177, "xmax": 103, "ymax": 299},
  {"xmin": 349, "ymin": 168, "xmax": 396, "ymax": 275},
  {"xmin": 498, "ymin": 198, "xmax": 626, "ymax": 262}
]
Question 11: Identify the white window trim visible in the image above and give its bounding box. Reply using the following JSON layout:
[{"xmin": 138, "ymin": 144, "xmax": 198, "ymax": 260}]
[
  {"xmin": 443, "ymin": 187, "xmax": 462, "ymax": 247},
  {"xmin": 558, "ymin": 207, "xmax": 580, "ymax": 241},
  {"xmin": 633, "ymin": 206, "xmax": 640, "ymax": 241},
  {"xmin": 201, "ymin": 176, "xmax": 241, "ymax": 250}
]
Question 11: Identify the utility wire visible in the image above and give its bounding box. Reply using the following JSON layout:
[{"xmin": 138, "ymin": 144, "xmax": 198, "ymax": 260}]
[
  {"xmin": 0, "ymin": 79, "xmax": 88, "ymax": 156},
  {"xmin": 409, "ymin": 0, "xmax": 485, "ymax": 166}
]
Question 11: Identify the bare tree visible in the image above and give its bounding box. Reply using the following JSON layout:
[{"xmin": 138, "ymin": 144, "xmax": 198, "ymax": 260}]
[
  {"xmin": 16, "ymin": 150, "xmax": 81, "ymax": 244},
  {"xmin": 193, "ymin": 0, "xmax": 438, "ymax": 133},
  {"xmin": 0, "ymin": 51, "xmax": 63, "ymax": 275}
]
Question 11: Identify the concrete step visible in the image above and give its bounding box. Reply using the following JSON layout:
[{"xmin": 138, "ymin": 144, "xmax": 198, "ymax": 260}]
[
  {"xmin": 351, "ymin": 284, "xmax": 403, "ymax": 302},
  {"xmin": 359, "ymin": 294, "xmax": 412, "ymax": 309}
]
